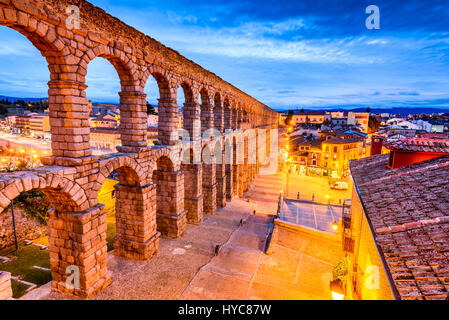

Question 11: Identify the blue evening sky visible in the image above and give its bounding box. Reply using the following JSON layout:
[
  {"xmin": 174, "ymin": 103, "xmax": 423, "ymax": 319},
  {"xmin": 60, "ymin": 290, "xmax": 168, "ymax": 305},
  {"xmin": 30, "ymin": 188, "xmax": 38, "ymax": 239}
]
[{"xmin": 1, "ymin": 0, "xmax": 449, "ymax": 111}]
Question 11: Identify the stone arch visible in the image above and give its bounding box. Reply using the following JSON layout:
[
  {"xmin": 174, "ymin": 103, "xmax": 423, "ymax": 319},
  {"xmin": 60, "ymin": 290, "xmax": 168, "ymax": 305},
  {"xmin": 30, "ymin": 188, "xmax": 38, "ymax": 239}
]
[
  {"xmin": 80, "ymin": 44, "xmax": 139, "ymax": 87},
  {"xmin": 0, "ymin": 173, "xmax": 87, "ymax": 213},
  {"xmin": 0, "ymin": 4, "xmax": 77, "ymax": 157},
  {"xmin": 177, "ymin": 80, "xmax": 198, "ymax": 139},
  {"xmin": 213, "ymin": 91, "xmax": 224, "ymax": 133},
  {"xmin": 0, "ymin": 2, "xmax": 66, "ymax": 58},
  {"xmin": 143, "ymin": 66, "xmax": 179, "ymax": 145},
  {"xmin": 199, "ymin": 87, "xmax": 211, "ymax": 106},
  {"xmin": 223, "ymin": 95, "xmax": 230, "ymax": 107},
  {"xmin": 94, "ymin": 156, "xmax": 145, "ymax": 193},
  {"xmin": 142, "ymin": 65, "xmax": 175, "ymax": 99},
  {"xmin": 201, "ymin": 141, "xmax": 214, "ymax": 162},
  {"xmin": 214, "ymin": 91, "xmax": 222, "ymax": 107},
  {"xmin": 179, "ymin": 80, "xmax": 194, "ymax": 103}
]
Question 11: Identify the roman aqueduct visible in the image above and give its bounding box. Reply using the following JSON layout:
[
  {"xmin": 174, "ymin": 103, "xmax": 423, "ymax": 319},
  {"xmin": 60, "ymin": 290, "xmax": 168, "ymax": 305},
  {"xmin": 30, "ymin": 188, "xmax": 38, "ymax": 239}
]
[{"xmin": 0, "ymin": 0, "xmax": 279, "ymax": 297}]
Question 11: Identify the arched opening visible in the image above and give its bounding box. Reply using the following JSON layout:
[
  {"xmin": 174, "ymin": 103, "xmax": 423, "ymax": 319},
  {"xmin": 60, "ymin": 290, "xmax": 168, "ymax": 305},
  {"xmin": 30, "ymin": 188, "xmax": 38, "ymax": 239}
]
[
  {"xmin": 0, "ymin": 175, "xmax": 92, "ymax": 299},
  {"xmin": 0, "ymin": 188, "xmax": 52, "ymax": 299},
  {"xmin": 153, "ymin": 155, "xmax": 186, "ymax": 238},
  {"xmin": 200, "ymin": 87, "xmax": 213, "ymax": 137},
  {"xmin": 223, "ymin": 97, "xmax": 231, "ymax": 131},
  {"xmin": 96, "ymin": 161, "xmax": 158, "ymax": 260},
  {"xmin": 178, "ymin": 82, "xmax": 196, "ymax": 140},
  {"xmin": 96, "ymin": 165, "xmax": 141, "ymax": 252},
  {"xmin": 144, "ymin": 76, "xmax": 160, "ymax": 146},
  {"xmin": 144, "ymin": 71, "xmax": 176, "ymax": 146},
  {"xmin": 85, "ymin": 57, "xmax": 122, "ymax": 155},
  {"xmin": 213, "ymin": 92, "xmax": 223, "ymax": 133},
  {"xmin": 0, "ymin": 25, "xmax": 53, "ymax": 167}
]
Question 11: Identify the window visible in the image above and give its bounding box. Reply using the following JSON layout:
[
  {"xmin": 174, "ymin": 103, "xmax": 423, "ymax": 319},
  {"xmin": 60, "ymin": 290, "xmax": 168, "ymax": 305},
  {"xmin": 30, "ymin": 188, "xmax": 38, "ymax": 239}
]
[{"xmin": 334, "ymin": 146, "xmax": 338, "ymax": 153}]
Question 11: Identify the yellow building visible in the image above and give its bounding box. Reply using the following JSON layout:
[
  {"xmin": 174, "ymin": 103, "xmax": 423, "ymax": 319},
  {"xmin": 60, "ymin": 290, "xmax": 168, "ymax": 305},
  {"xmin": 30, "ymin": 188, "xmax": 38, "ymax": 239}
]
[
  {"xmin": 342, "ymin": 188, "xmax": 396, "ymax": 300},
  {"xmin": 90, "ymin": 127, "xmax": 158, "ymax": 152},
  {"xmin": 293, "ymin": 112, "xmax": 325, "ymax": 125},
  {"xmin": 346, "ymin": 149, "xmax": 449, "ymax": 300},
  {"xmin": 321, "ymin": 134, "xmax": 365, "ymax": 178}
]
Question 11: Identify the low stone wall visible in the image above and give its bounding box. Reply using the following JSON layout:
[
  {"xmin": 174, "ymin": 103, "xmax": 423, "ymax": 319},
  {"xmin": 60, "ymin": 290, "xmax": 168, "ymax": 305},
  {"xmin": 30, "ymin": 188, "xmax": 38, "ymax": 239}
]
[
  {"xmin": 0, "ymin": 207, "xmax": 47, "ymax": 250},
  {"xmin": 0, "ymin": 271, "xmax": 12, "ymax": 300}
]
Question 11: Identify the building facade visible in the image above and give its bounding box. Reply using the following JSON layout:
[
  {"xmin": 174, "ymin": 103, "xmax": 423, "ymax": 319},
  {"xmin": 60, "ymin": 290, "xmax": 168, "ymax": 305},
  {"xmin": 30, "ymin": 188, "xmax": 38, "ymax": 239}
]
[{"xmin": 29, "ymin": 114, "xmax": 50, "ymax": 138}]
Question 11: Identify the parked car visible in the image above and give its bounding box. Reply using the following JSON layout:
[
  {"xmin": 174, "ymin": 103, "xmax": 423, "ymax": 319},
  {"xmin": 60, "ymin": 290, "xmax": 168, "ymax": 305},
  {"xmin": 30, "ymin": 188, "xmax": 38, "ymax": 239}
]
[{"xmin": 330, "ymin": 181, "xmax": 349, "ymax": 190}]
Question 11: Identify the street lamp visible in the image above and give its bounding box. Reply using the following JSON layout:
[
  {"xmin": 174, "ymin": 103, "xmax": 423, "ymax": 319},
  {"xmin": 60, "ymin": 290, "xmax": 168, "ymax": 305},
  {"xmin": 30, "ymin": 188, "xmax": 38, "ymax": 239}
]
[{"xmin": 331, "ymin": 220, "xmax": 339, "ymax": 232}]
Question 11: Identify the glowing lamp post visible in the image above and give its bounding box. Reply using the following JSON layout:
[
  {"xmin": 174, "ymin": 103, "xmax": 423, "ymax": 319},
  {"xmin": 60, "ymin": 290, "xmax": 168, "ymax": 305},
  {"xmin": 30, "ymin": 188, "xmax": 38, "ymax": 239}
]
[{"xmin": 331, "ymin": 220, "xmax": 339, "ymax": 232}]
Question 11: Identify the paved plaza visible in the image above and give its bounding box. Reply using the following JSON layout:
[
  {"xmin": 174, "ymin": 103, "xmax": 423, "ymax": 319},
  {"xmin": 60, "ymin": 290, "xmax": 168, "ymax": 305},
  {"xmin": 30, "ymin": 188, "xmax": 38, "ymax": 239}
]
[
  {"xmin": 285, "ymin": 173, "xmax": 353, "ymax": 205},
  {"xmin": 281, "ymin": 200, "xmax": 343, "ymax": 233},
  {"xmin": 21, "ymin": 170, "xmax": 343, "ymax": 300}
]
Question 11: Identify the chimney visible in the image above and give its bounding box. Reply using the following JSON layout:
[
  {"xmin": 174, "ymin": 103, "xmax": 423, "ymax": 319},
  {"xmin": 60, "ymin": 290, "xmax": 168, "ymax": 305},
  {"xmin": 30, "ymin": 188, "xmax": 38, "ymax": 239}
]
[{"xmin": 370, "ymin": 135, "xmax": 383, "ymax": 156}]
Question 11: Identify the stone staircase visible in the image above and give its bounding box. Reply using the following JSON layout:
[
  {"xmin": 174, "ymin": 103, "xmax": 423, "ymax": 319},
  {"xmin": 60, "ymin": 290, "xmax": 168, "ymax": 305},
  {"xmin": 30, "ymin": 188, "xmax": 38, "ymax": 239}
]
[{"xmin": 244, "ymin": 174, "xmax": 284, "ymax": 215}]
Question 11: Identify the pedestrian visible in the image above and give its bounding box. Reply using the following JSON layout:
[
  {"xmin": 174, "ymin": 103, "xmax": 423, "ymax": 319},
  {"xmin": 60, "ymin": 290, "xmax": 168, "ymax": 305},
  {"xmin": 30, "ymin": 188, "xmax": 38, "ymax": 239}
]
[
  {"xmin": 297, "ymin": 192, "xmax": 300, "ymax": 200},
  {"xmin": 312, "ymin": 193, "xmax": 315, "ymax": 202}
]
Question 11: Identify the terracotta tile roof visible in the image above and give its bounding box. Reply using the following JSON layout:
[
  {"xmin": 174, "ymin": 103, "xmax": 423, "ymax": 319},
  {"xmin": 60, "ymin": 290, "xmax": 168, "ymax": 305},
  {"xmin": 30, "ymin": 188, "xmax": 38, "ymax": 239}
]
[
  {"xmin": 324, "ymin": 136, "xmax": 364, "ymax": 144},
  {"xmin": 385, "ymin": 138, "xmax": 449, "ymax": 153},
  {"xmin": 290, "ymin": 136, "xmax": 322, "ymax": 148},
  {"xmin": 350, "ymin": 154, "xmax": 449, "ymax": 300}
]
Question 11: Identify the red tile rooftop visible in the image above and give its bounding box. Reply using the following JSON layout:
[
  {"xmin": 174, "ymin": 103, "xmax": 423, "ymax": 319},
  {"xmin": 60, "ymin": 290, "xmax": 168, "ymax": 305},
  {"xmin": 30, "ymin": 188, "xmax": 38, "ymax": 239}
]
[
  {"xmin": 350, "ymin": 154, "xmax": 449, "ymax": 300},
  {"xmin": 385, "ymin": 138, "xmax": 449, "ymax": 153}
]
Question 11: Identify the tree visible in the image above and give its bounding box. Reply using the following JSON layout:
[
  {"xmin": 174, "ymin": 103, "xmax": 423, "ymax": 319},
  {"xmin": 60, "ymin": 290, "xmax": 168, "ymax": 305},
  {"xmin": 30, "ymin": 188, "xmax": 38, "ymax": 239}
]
[
  {"xmin": 368, "ymin": 115, "xmax": 380, "ymax": 133},
  {"xmin": 0, "ymin": 105, "xmax": 8, "ymax": 115},
  {"xmin": 284, "ymin": 109, "xmax": 294, "ymax": 126},
  {"xmin": 146, "ymin": 101, "xmax": 157, "ymax": 115},
  {"xmin": 366, "ymin": 107, "xmax": 371, "ymax": 113}
]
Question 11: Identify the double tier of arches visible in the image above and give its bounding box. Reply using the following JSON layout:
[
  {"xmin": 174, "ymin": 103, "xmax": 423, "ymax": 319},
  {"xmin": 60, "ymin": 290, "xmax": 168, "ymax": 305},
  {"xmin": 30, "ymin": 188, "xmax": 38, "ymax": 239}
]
[{"xmin": 0, "ymin": 1, "xmax": 278, "ymax": 298}]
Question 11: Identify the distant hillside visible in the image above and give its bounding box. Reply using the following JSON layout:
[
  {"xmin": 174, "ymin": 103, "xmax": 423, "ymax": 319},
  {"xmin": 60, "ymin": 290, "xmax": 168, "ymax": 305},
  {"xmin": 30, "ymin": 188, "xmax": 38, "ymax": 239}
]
[
  {"xmin": 276, "ymin": 107, "xmax": 449, "ymax": 115},
  {"xmin": 0, "ymin": 95, "xmax": 47, "ymax": 103}
]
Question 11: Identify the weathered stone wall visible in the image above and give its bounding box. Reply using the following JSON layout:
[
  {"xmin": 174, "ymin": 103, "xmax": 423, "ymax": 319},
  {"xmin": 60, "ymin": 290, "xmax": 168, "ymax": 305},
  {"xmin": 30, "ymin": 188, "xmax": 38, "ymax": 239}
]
[{"xmin": 0, "ymin": 207, "xmax": 47, "ymax": 250}]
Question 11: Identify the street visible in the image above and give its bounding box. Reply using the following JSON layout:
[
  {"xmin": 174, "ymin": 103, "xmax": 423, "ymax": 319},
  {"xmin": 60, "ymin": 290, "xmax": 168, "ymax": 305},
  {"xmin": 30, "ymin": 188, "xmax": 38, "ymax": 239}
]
[{"xmin": 283, "ymin": 173, "xmax": 353, "ymax": 206}]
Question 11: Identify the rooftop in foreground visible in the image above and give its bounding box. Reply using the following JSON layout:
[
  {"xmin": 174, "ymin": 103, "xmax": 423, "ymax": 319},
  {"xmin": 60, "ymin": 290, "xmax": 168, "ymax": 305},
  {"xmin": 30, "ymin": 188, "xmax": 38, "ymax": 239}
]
[{"xmin": 350, "ymin": 154, "xmax": 449, "ymax": 300}]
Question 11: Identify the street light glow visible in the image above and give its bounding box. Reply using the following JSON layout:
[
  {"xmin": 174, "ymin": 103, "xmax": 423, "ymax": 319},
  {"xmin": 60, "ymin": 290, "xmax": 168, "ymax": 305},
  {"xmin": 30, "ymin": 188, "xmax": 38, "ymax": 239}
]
[{"xmin": 331, "ymin": 221, "xmax": 338, "ymax": 232}]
